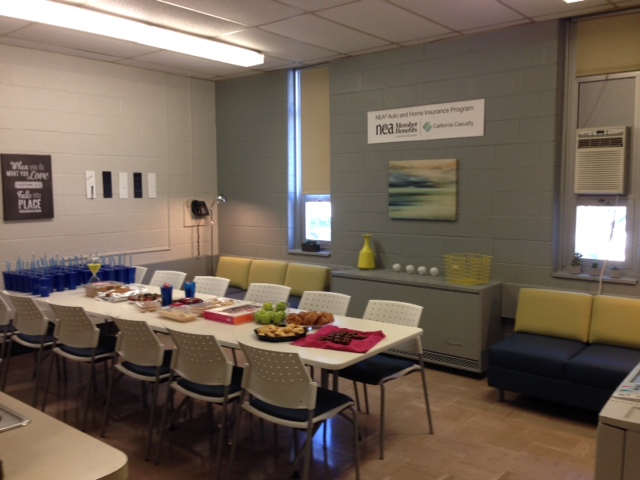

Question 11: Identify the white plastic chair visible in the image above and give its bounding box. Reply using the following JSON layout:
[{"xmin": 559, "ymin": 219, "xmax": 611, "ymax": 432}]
[
  {"xmin": 101, "ymin": 317, "xmax": 173, "ymax": 460},
  {"xmin": 2, "ymin": 293, "xmax": 55, "ymax": 405},
  {"xmin": 337, "ymin": 299, "xmax": 433, "ymax": 459},
  {"xmin": 244, "ymin": 283, "xmax": 291, "ymax": 304},
  {"xmin": 42, "ymin": 304, "xmax": 116, "ymax": 430},
  {"xmin": 298, "ymin": 291, "xmax": 351, "ymax": 316},
  {"xmin": 192, "ymin": 275, "xmax": 230, "ymax": 297},
  {"xmin": 134, "ymin": 266, "xmax": 148, "ymax": 284},
  {"xmin": 155, "ymin": 329, "xmax": 243, "ymax": 478},
  {"xmin": 148, "ymin": 270, "xmax": 187, "ymax": 289},
  {"xmin": 228, "ymin": 342, "xmax": 360, "ymax": 480}
]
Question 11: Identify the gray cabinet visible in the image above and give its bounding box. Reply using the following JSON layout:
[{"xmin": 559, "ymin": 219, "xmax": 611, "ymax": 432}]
[{"xmin": 331, "ymin": 269, "xmax": 503, "ymax": 374}]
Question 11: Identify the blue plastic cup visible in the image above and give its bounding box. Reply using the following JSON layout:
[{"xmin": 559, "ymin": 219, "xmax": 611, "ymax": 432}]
[
  {"xmin": 184, "ymin": 282, "xmax": 196, "ymax": 298},
  {"xmin": 161, "ymin": 286, "xmax": 173, "ymax": 306},
  {"xmin": 126, "ymin": 267, "xmax": 136, "ymax": 284}
]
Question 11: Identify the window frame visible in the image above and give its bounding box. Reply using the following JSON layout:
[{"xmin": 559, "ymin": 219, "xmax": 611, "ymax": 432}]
[
  {"xmin": 561, "ymin": 62, "xmax": 640, "ymax": 271},
  {"xmin": 288, "ymin": 66, "xmax": 332, "ymax": 254}
]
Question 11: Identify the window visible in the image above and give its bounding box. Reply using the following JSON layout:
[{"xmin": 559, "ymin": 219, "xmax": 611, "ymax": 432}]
[
  {"xmin": 289, "ymin": 66, "xmax": 331, "ymax": 252},
  {"xmin": 575, "ymin": 205, "xmax": 626, "ymax": 261},
  {"xmin": 561, "ymin": 15, "xmax": 640, "ymax": 272}
]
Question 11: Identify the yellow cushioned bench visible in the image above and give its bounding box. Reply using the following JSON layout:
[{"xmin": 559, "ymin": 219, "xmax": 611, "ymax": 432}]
[{"xmin": 215, "ymin": 256, "xmax": 331, "ymax": 305}]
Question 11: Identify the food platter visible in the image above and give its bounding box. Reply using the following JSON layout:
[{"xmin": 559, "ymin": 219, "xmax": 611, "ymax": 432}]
[
  {"xmin": 254, "ymin": 324, "xmax": 306, "ymax": 342},
  {"xmin": 158, "ymin": 306, "xmax": 197, "ymax": 322}
]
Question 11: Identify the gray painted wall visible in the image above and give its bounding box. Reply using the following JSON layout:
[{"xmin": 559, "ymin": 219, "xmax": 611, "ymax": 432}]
[{"xmin": 215, "ymin": 20, "xmax": 639, "ymax": 312}]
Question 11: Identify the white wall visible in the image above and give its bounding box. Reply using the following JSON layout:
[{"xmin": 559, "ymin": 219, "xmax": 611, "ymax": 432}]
[{"xmin": 0, "ymin": 45, "xmax": 217, "ymax": 272}]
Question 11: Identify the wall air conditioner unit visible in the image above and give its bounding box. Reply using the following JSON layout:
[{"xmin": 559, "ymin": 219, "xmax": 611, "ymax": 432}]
[{"xmin": 574, "ymin": 126, "xmax": 629, "ymax": 195}]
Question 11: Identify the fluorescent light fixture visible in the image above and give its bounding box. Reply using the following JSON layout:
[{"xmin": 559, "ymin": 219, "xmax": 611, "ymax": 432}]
[
  {"xmin": 0, "ymin": 0, "xmax": 264, "ymax": 67},
  {"xmin": 564, "ymin": 0, "xmax": 584, "ymax": 3}
]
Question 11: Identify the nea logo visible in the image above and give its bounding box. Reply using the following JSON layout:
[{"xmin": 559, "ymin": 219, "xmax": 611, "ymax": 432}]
[{"xmin": 375, "ymin": 123, "xmax": 395, "ymax": 135}]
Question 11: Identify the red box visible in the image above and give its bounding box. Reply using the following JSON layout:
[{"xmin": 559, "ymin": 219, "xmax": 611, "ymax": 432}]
[{"xmin": 203, "ymin": 302, "xmax": 259, "ymax": 325}]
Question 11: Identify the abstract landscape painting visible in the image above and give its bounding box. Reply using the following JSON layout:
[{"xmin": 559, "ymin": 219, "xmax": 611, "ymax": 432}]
[{"xmin": 388, "ymin": 159, "xmax": 457, "ymax": 221}]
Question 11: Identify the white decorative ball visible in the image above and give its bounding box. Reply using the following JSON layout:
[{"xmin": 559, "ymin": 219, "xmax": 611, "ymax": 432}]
[
  {"xmin": 392, "ymin": 263, "xmax": 402, "ymax": 272},
  {"xmin": 405, "ymin": 265, "xmax": 415, "ymax": 274},
  {"xmin": 429, "ymin": 267, "xmax": 439, "ymax": 276},
  {"xmin": 417, "ymin": 266, "xmax": 427, "ymax": 275}
]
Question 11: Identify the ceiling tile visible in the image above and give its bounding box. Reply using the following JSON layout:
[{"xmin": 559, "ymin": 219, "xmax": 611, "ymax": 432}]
[
  {"xmin": 261, "ymin": 13, "xmax": 390, "ymax": 53},
  {"xmin": 390, "ymin": 0, "xmax": 527, "ymax": 31},
  {"xmin": 316, "ymin": 0, "xmax": 452, "ymax": 43},
  {"xmin": 221, "ymin": 27, "xmax": 338, "ymax": 63},
  {"xmin": 158, "ymin": 0, "xmax": 305, "ymax": 26}
]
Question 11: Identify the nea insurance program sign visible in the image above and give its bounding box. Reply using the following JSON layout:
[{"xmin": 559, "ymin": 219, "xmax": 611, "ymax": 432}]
[{"xmin": 367, "ymin": 99, "xmax": 485, "ymax": 144}]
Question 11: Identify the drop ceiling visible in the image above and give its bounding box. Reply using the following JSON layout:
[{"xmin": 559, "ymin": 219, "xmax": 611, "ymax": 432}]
[{"xmin": 0, "ymin": 0, "xmax": 638, "ymax": 80}]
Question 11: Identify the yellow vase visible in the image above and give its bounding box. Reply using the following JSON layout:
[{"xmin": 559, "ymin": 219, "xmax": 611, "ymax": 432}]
[{"xmin": 358, "ymin": 234, "xmax": 375, "ymax": 270}]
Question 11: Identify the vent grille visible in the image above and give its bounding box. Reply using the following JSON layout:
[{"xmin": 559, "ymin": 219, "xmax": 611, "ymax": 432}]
[
  {"xmin": 387, "ymin": 348, "xmax": 481, "ymax": 373},
  {"xmin": 575, "ymin": 127, "xmax": 628, "ymax": 195},
  {"xmin": 578, "ymin": 137, "xmax": 624, "ymax": 148}
]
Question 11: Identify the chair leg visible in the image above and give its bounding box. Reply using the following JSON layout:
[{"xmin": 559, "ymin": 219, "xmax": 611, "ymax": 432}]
[
  {"xmin": 32, "ymin": 343, "xmax": 47, "ymax": 407},
  {"xmin": 350, "ymin": 406, "xmax": 361, "ymax": 480},
  {"xmin": 42, "ymin": 349, "xmax": 57, "ymax": 412},
  {"xmin": 379, "ymin": 384, "xmax": 386, "ymax": 460},
  {"xmin": 418, "ymin": 367, "xmax": 434, "ymax": 435},
  {"xmin": 155, "ymin": 378, "xmax": 175, "ymax": 465},
  {"xmin": 82, "ymin": 358, "xmax": 97, "ymax": 432},
  {"xmin": 145, "ymin": 378, "xmax": 161, "ymax": 461},
  {"xmin": 214, "ymin": 398, "xmax": 229, "ymax": 480},
  {"xmin": 227, "ymin": 393, "xmax": 246, "ymax": 479},
  {"xmin": 101, "ymin": 366, "xmax": 119, "ymax": 437},
  {"xmin": 351, "ymin": 380, "xmax": 361, "ymax": 411},
  {"xmin": 1, "ymin": 338, "xmax": 13, "ymax": 391},
  {"xmin": 363, "ymin": 384, "xmax": 370, "ymax": 415}
]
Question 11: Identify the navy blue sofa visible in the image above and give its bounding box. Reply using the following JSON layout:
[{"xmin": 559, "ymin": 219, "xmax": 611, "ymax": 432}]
[{"xmin": 488, "ymin": 289, "xmax": 640, "ymax": 412}]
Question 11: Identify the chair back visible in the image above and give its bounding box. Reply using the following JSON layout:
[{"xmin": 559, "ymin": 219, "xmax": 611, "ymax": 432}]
[
  {"xmin": 192, "ymin": 276, "xmax": 230, "ymax": 297},
  {"xmin": 244, "ymin": 283, "xmax": 291, "ymax": 304},
  {"xmin": 134, "ymin": 266, "xmax": 148, "ymax": 284},
  {"xmin": 6, "ymin": 294, "xmax": 49, "ymax": 336},
  {"xmin": 298, "ymin": 291, "xmax": 351, "ymax": 316},
  {"xmin": 239, "ymin": 341, "xmax": 316, "ymax": 410},
  {"xmin": 49, "ymin": 304, "xmax": 99, "ymax": 349},
  {"xmin": 0, "ymin": 295, "xmax": 12, "ymax": 327},
  {"xmin": 148, "ymin": 270, "xmax": 187, "ymax": 289},
  {"xmin": 113, "ymin": 318, "xmax": 165, "ymax": 367},
  {"xmin": 363, "ymin": 300, "xmax": 423, "ymax": 327},
  {"xmin": 167, "ymin": 329, "xmax": 234, "ymax": 385}
]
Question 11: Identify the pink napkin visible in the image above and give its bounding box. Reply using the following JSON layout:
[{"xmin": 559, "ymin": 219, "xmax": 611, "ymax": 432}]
[{"xmin": 292, "ymin": 325, "xmax": 386, "ymax": 353}]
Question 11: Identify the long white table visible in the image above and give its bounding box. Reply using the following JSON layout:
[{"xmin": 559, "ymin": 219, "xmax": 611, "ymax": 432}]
[
  {"xmin": 0, "ymin": 392, "xmax": 128, "ymax": 480},
  {"xmin": 34, "ymin": 286, "xmax": 424, "ymax": 373}
]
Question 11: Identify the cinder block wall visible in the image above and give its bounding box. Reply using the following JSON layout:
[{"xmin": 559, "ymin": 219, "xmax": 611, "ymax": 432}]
[
  {"xmin": 216, "ymin": 21, "xmax": 566, "ymax": 289},
  {"xmin": 329, "ymin": 20, "xmax": 565, "ymax": 285},
  {"xmin": 0, "ymin": 45, "xmax": 217, "ymax": 273}
]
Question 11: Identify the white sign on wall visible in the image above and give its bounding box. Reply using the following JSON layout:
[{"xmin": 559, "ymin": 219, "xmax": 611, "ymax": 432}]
[{"xmin": 367, "ymin": 99, "xmax": 485, "ymax": 144}]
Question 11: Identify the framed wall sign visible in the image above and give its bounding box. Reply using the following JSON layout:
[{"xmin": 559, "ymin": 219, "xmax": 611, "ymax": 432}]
[{"xmin": 1, "ymin": 154, "xmax": 54, "ymax": 221}]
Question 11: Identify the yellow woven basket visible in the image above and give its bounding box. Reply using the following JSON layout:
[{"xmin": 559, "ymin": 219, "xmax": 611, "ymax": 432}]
[{"xmin": 444, "ymin": 253, "xmax": 492, "ymax": 286}]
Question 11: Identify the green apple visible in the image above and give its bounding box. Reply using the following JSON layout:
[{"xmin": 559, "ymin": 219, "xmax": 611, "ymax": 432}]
[
  {"xmin": 263, "ymin": 302, "xmax": 273, "ymax": 311},
  {"xmin": 276, "ymin": 301, "xmax": 288, "ymax": 312}
]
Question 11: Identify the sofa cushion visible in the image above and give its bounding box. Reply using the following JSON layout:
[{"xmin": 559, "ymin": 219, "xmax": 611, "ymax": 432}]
[
  {"xmin": 488, "ymin": 332, "xmax": 588, "ymax": 379},
  {"xmin": 284, "ymin": 263, "xmax": 330, "ymax": 297},
  {"xmin": 566, "ymin": 344, "xmax": 640, "ymax": 390},
  {"xmin": 589, "ymin": 295, "xmax": 640, "ymax": 349},
  {"xmin": 248, "ymin": 260, "xmax": 288, "ymax": 286},
  {"xmin": 216, "ymin": 256, "xmax": 252, "ymax": 290},
  {"xmin": 514, "ymin": 288, "xmax": 593, "ymax": 342}
]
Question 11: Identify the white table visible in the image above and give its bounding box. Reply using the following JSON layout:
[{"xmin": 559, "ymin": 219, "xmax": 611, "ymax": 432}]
[
  {"xmin": 0, "ymin": 391, "xmax": 128, "ymax": 480},
  {"xmin": 23, "ymin": 286, "xmax": 424, "ymax": 373}
]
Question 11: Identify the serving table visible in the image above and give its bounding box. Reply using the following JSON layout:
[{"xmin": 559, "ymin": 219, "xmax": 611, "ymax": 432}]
[
  {"xmin": 0, "ymin": 391, "xmax": 128, "ymax": 480},
  {"xmin": 34, "ymin": 286, "xmax": 424, "ymax": 376}
]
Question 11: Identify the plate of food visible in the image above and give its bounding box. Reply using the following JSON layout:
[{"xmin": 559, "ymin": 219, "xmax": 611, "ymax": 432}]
[
  {"xmin": 255, "ymin": 324, "xmax": 306, "ymax": 342},
  {"xmin": 158, "ymin": 306, "xmax": 197, "ymax": 322},
  {"xmin": 285, "ymin": 311, "xmax": 335, "ymax": 329}
]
